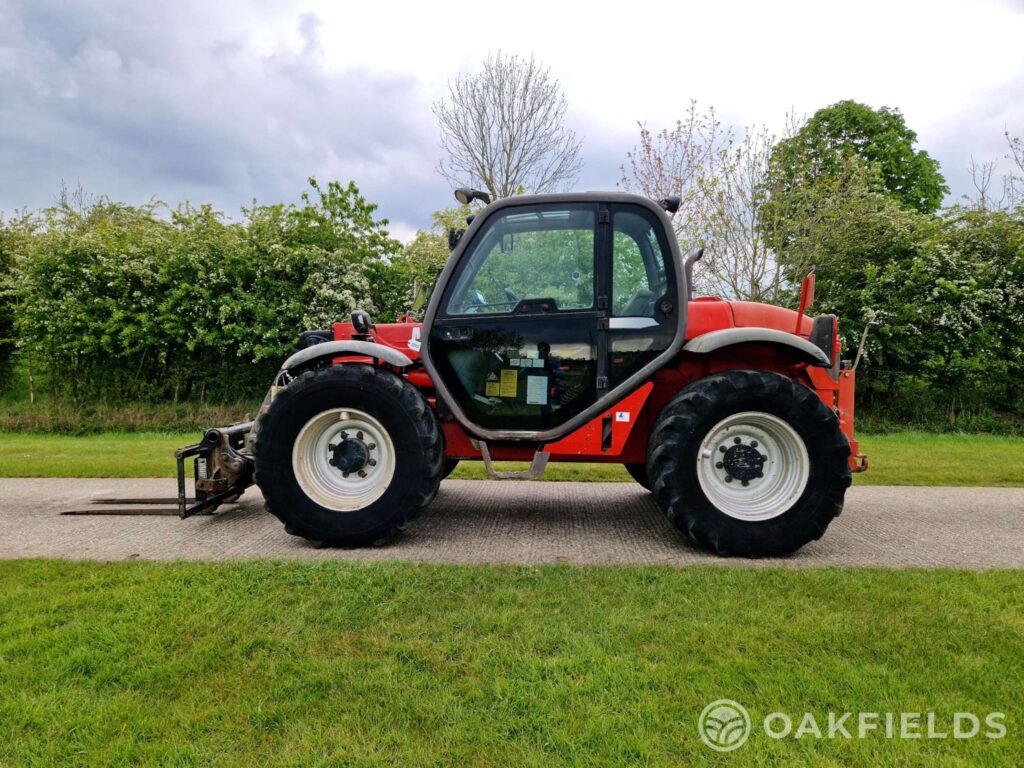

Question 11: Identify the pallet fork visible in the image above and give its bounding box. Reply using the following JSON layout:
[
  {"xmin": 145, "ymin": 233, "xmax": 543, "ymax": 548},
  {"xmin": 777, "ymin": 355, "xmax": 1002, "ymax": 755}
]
[{"xmin": 175, "ymin": 421, "xmax": 256, "ymax": 518}]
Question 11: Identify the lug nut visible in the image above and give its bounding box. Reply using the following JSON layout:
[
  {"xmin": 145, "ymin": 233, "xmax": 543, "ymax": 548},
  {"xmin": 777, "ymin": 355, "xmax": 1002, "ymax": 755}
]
[
  {"xmin": 719, "ymin": 446, "xmax": 727, "ymax": 453},
  {"xmin": 328, "ymin": 458, "xmax": 336, "ymax": 466},
  {"xmin": 329, "ymin": 443, "xmax": 337, "ymax": 451},
  {"xmin": 715, "ymin": 461, "xmax": 724, "ymax": 469},
  {"xmin": 733, "ymin": 436, "xmax": 742, "ymax": 444},
  {"xmin": 750, "ymin": 440, "xmax": 758, "ymax": 448},
  {"xmin": 368, "ymin": 443, "xmax": 376, "ymax": 450},
  {"xmin": 368, "ymin": 459, "xmax": 377, "ymax": 466},
  {"xmin": 742, "ymin": 480, "xmax": 749, "ymax": 487},
  {"xmin": 761, "ymin": 453, "xmax": 768, "ymax": 461},
  {"xmin": 356, "ymin": 431, "xmax": 364, "ymax": 440},
  {"xmin": 357, "ymin": 470, "xmax": 367, "ymax": 478},
  {"xmin": 755, "ymin": 470, "xmax": 763, "ymax": 478},
  {"xmin": 342, "ymin": 472, "xmax": 350, "ymax": 478},
  {"xmin": 725, "ymin": 475, "xmax": 733, "ymax": 483}
]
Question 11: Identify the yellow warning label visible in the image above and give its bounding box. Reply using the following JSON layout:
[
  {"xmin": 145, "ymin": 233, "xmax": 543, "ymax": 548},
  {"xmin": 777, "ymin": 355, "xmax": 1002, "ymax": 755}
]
[
  {"xmin": 499, "ymin": 368, "xmax": 518, "ymax": 398},
  {"xmin": 485, "ymin": 381, "xmax": 500, "ymax": 397}
]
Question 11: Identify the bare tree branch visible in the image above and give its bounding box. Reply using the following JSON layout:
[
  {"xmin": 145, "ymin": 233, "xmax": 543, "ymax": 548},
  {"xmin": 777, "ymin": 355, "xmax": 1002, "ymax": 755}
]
[
  {"xmin": 1006, "ymin": 129, "xmax": 1024, "ymax": 209},
  {"xmin": 433, "ymin": 52, "xmax": 583, "ymax": 199},
  {"xmin": 618, "ymin": 102, "xmax": 728, "ymax": 239},
  {"xmin": 621, "ymin": 105, "xmax": 795, "ymax": 301},
  {"xmin": 968, "ymin": 156, "xmax": 997, "ymax": 210}
]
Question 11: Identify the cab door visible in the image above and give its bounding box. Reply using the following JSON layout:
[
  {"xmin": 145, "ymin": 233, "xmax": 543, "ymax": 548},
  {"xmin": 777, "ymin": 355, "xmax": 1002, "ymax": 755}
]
[
  {"xmin": 428, "ymin": 203, "xmax": 606, "ymax": 435},
  {"xmin": 606, "ymin": 203, "xmax": 679, "ymax": 388}
]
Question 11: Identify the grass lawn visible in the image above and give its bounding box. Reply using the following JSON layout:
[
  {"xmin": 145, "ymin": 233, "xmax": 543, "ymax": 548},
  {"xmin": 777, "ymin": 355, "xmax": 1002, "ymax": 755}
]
[
  {"xmin": 0, "ymin": 430, "xmax": 1022, "ymax": 486},
  {"xmin": 0, "ymin": 432, "xmax": 192, "ymax": 479},
  {"xmin": 0, "ymin": 560, "xmax": 1019, "ymax": 766}
]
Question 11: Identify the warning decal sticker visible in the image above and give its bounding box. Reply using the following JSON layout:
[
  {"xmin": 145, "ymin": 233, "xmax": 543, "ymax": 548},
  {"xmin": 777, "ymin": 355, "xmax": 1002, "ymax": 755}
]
[
  {"xmin": 499, "ymin": 369, "xmax": 518, "ymax": 398},
  {"xmin": 526, "ymin": 375, "xmax": 548, "ymax": 405}
]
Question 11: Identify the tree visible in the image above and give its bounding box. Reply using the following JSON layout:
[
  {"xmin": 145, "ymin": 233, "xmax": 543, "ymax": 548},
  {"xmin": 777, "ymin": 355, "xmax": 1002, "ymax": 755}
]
[
  {"xmin": 370, "ymin": 205, "xmax": 477, "ymax": 322},
  {"xmin": 763, "ymin": 151, "xmax": 1024, "ymax": 424},
  {"xmin": 762, "ymin": 154, "xmax": 940, "ymax": 316},
  {"xmin": 0, "ymin": 213, "xmax": 34, "ymax": 390},
  {"xmin": 857, "ymin": 238, "xmax": 1010, "ymax": 422},
  {"xmin": 768, "ymin": 100, "xmax": 948, "ymax": 213},
  {"xmin": 960, "ymin": 130, "xmax": 1024, "ymax": 212},
  {"xmin": 939, "ymin": 205, "xmax": 1024, "ymax": 411},
  {"xmin": 621, "ymin": 105, "xmax": 787, "ymax": 301},
  {"xmin": 10, "ymin": 179, "xmax": 398, "ymax": 402},
  {"xmin": 967, "ymin": 156, "xmax": 999, "ymax": 211},
  {"xmin": 692, "ymin": 125, "xmax": 784, "ymax": 301},
  {"xmin": 619, "ymin": 102, "xmax": 728, "ymax": 234},
  {"xmin": 1005, "ymin": 130, "xmax": 1024, "ymax": 209},
  {"xmin": 433, "ymin": 52, "xmax": 582, "ymax": 199}
]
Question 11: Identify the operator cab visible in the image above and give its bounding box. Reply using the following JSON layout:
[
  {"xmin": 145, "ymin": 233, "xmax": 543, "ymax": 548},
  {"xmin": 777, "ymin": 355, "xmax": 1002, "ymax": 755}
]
[{"xmin": 423, "ymin": 192, "xmax": 687, "ymax": 441}]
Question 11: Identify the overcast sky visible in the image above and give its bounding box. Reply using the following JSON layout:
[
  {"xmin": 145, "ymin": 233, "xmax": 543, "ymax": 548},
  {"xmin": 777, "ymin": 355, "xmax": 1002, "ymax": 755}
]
[{"xmin": 2, "ymin": 0, "xmax": 1023, "ymax": 239}]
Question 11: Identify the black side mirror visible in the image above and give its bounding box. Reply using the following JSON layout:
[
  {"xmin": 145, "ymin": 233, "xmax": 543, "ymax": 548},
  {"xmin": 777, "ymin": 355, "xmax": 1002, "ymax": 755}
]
[
  {"xmin": 659, "ymin": 196, "xmax": 681, "ymax": 214},
  {"xmin": 351, "ymin": 310, "xmax": 373, "ymax": 334},
  {"xmin": 448, "ymin": 229, "xmax": 464, "ymax": 251}
]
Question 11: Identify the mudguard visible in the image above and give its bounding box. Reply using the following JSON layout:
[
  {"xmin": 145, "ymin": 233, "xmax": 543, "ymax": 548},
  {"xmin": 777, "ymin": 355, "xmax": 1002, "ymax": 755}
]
[
  {"xmin": 684, "ymin": 327, "xmax": 831, "ymax": 366},
  {"xmin": 278, "ymin": 340, "xmax": 413, "ymax": 373}
]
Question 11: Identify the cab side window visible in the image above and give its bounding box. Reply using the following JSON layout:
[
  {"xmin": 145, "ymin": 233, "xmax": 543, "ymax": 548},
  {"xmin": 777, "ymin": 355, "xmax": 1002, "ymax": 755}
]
[{"xmin": 611, "ymin": 210, "xmax": 668, "ymax": 317}]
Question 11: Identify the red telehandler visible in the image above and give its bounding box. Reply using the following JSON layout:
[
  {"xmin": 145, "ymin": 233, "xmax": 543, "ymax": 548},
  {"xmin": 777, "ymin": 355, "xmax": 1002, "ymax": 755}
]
[{"xmin": 177, "ymin": 190, "xmax": 866, "ymax": 557}]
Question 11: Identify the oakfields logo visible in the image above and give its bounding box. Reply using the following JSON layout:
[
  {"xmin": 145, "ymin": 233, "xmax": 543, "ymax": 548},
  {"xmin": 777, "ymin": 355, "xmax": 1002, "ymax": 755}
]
[
  {"xmin": 698, "ymin": 700, "xmax": 751, "ymax": 752},
  {"xmin": 698, "ymin": 700, "xmax": 1006, "ymax": 751}
]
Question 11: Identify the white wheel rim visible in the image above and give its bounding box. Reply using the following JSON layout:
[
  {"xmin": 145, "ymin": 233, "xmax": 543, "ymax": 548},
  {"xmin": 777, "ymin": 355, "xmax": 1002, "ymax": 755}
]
[
  {"xmin": 696, "ymin": 411, "xmax": 809, "ymax": 522},
  {"xmin": 292, "ymin": 408, "xmax": 396, "ymax": 511}
]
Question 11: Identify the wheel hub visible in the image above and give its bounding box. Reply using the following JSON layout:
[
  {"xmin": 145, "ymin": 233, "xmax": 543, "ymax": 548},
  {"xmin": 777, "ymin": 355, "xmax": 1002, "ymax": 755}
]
[
  {"xmin": 330, "ymin": 437, "xmax": 369, "ymax": 474},
  {"xmin": 721, "ymin": 441, "xmax": 766, "ymax": 483},
  {"xmin": 696, "ymin": 411, "xmax": 811, "ymax": 522},
  {"xmin": 293, "ymin": 409, "xmax": 394, "ymax": 511}
]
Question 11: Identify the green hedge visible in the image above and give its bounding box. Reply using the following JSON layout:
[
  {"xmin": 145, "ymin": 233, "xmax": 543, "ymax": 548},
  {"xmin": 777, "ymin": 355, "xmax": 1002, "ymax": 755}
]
[
  {"xmin": 2, "ymin": 180, "xmax": 411, "ymax": 402},
  {"xmin": 1, "ymin": 179, "xmax": 1022, "ymax": 430}
]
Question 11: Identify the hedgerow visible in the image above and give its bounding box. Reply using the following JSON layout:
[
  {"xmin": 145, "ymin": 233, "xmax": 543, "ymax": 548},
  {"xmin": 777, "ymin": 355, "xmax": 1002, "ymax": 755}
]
[{"xmin": 1, "ymin": 179, "xmax": 1021, "ymax": 430}]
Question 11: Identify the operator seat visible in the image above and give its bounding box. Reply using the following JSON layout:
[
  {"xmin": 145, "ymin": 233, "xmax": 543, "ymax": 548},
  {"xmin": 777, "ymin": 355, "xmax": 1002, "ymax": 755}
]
[{"xmin": 619, "ymin": 288, "xmax": 655, "ymax": 317}]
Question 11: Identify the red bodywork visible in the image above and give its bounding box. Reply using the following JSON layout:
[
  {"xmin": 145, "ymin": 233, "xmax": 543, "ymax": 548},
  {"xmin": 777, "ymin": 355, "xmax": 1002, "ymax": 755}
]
[{"xmin": 332, "ymin": 298, "xmax": 867, "ymax": 473}]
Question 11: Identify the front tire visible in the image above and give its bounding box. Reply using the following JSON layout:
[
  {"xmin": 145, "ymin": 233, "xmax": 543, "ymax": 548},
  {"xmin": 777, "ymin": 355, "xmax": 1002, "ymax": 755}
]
[
  {"xmin": 254, "ymin": 364, "xmax": 443, "ymax": 546},
  {"xmin": 648, "ymin": 369, "xmax": 850, "ymax": 557}
]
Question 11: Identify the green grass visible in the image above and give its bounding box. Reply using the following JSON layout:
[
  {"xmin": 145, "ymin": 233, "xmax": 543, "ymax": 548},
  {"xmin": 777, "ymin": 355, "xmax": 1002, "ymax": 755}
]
[
  {"xmin": 452, "ymin": 432, "xmax": 1024, "ymax": 487},
  {"xmin": 0, "ymin": 432, "xmax": 193, "ymax": 478},
  {"xmin": 0, "ymin": 560, "xmax": 1020, "ymax": 766},
  {"xmin": 2, "ymin": 430, "xmax": 1022, "ymax": 486},
  {"xmin": 0, "ymin": 394, "xmax": 258, "ymax": 434}
]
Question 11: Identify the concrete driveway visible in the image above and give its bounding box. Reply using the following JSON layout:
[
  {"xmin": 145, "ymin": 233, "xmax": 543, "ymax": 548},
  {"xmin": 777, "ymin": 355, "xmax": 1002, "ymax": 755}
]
[{"xmin": 0, "ymin": 478, "xmax": 1021, "ymax": 568}]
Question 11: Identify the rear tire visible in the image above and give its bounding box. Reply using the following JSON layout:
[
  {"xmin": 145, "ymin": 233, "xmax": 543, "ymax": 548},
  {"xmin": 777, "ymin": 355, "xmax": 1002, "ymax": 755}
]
[
  {"xmin": 648, "ymin": 369, "xmax": 850, "ymax": 557},
  {"xmin": 623, "ymin": 463, "xmax": 651, "ymax": 490},
  {"xmin": 254, "ymin": 364, "xmax": 443, "ymax": 546}
]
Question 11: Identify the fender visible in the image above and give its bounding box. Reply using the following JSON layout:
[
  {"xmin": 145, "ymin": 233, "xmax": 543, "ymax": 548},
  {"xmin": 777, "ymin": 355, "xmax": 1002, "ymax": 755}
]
[
  {"xmin": 683, "ymin": 327, "xmax": 830, "ymax": 366},
  {"xmin": 249, "ymin": 340, "xmax": 413, "ymax": 452},
  {"xmin": 279, "ymin": 340, "xmax": 413, "ymax": 373}
]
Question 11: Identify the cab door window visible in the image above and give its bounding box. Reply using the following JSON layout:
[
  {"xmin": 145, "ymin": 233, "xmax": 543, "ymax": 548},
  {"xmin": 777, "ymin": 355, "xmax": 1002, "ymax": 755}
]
[{"xmin": 446, "ymin": 208, "xmax": 595, "ymax": 315}]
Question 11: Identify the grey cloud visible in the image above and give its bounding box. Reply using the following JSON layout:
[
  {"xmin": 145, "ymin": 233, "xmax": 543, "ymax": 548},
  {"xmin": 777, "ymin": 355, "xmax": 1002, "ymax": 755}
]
[
  {"xmin": 918, "ymin": 74, "xmax": 1024, "ymax": 206},
  {"xmin": 1, "ymin": 0, "xmax": 1020, "ymax": 235},
  {"xmin": 0, "ymin": 0, "xmax": 443, "ymax": 231}
]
